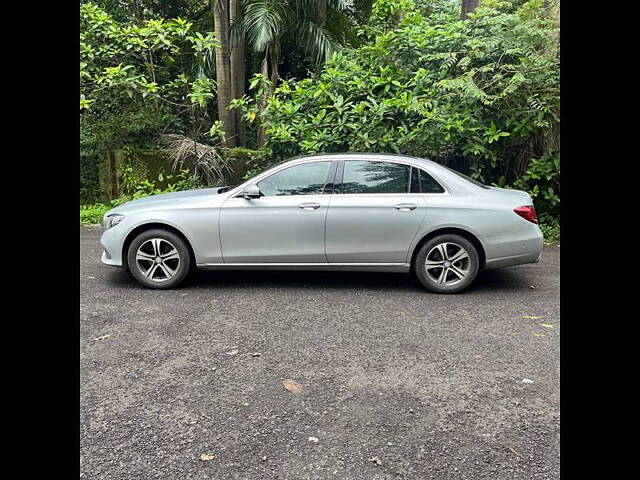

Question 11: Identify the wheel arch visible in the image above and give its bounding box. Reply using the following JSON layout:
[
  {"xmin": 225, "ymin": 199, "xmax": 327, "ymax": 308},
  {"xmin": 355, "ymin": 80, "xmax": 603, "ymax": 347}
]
[
  {"xmin": 122, "ymin": 222, "xmax": 196, "ymax": 270},
  {"xmin": 409, "ymin": 227, "xmax": 486, "ymax": 272}
]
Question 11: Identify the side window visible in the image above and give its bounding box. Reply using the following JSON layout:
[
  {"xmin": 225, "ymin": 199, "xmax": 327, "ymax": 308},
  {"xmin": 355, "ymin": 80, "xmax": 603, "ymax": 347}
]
[
  {"xmin": 419, "ymin": 169, "xmax": 445, "ymax": 193},
  {"xmin": 410, "ymin": 167, "xmax": 445, "ymax": 193},
  {"xmin": 341, "ymin": 161, "xmax": 410, "ymax": 194},
  {"xmin": 257, "ymin": 162, "xmax": 332, "ymax": 196}
]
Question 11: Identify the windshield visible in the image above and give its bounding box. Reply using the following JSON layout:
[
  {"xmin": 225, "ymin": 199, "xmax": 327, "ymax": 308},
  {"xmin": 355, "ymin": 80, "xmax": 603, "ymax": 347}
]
[{"xmin": 441, "ymin": 165, "xmax": 490, "ymax": 189}]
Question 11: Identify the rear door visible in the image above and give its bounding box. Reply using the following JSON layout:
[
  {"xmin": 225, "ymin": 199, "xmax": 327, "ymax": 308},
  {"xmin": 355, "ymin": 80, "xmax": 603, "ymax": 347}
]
[{"xmin": 325, "ymin": 160, "xmax": 426, "ymax": 263}]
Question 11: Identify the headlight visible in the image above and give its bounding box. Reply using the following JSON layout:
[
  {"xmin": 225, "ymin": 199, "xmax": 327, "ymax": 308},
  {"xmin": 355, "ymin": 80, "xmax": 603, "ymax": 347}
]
[{"xmin": 103, "ymin": 214, "xmax": 124, "ymax": 230}]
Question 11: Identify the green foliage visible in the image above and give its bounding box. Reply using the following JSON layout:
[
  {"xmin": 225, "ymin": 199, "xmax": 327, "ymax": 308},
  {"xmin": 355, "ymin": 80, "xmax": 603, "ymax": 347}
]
[
  {"xmin": 512, "ymin": 151, "xmax": 560, "ymax": 221},
  {"xmin": 188, "ymin": 77, "xmax": 217, "ymax": 108},
  {"xmin": 226, "ymin": 146, "xmax": 265, "ymax": 159},
  {"xmin": 80, "ymin": 98, "xmax": 185, "ymax": 203},
  {"xmin": 540, "ymin": 217, "xmax": 560, "ymax": 245},
  {"xmin": 80, "ymin": 2, "xmax": 224, "ymax": 202},
  {"xmin": 241, "ymin": 0, "xmax": 354, "ymax": 69},
  {"xmin": 235, "ymin": 0, "xmax": 559, "ymax": 208},
  {"xmin": 80, "ymin": 203, "xmax": 112, "ymax": 225},
  {"xmin": 119, "ymin": 151, "xmax": 205, "ymax": 197},
  {"xmin": 80, "ymin": 2, "xmax": 219, "ymax": 109}
]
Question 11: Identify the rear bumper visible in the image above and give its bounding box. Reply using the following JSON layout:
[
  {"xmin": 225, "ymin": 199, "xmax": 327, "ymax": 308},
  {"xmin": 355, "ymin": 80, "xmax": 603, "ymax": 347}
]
[
  {"xmin": 483, "ymin": 224, "xmax": 543, "ymax": 270},
  {"xmin": 484, "ymin": 250, "xmax": 541, "ymax": 270}
]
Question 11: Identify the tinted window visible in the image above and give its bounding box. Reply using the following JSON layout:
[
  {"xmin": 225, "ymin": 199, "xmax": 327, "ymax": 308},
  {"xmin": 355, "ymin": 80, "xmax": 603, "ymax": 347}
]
[
  {"xmin": 419, "ymin": 168, "xmax": 445, "ymax": 193},
  {"xmin": 410, "ymin": 167, "xmax": 445, "ymax": 193},
  {"xmin": 258, "ymin": 162, "xmax": 332, "ymax": 196},
  {"xmin": 341, "ymin": 161, "xmax": 410, "ymax": 194},
  {"xmin": 410, "ymin": 167, "xmax": 421, "ymax": 193}
]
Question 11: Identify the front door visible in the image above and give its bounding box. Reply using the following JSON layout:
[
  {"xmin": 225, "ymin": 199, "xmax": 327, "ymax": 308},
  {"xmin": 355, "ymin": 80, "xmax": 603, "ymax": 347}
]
[
  {"xmin": 325, "ymin": 160, "xmax": 426, "ymax": 263},
  {"xmin": 220, "ymin": 161, "xmax": 335, "ymax": 263}
]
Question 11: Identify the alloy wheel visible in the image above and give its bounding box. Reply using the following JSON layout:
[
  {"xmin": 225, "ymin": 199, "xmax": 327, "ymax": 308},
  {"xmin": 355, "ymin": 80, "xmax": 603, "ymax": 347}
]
[
  {"xmin": 135, "ymin": 238, "xmax": 181, "ymax": 282},
  {"xmin": 424, "ymin": 242, "xmax": 471, "ymax": 286}
]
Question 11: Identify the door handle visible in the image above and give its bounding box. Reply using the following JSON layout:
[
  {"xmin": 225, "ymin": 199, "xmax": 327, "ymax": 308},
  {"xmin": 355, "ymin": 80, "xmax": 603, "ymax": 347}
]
[
  {"xmin": 298, "ymin": 202, "xmax": 321, "ymax": 210},
  {"xmin": 395, "ymin": 203, "xmax": 417, "ymax": 211}
]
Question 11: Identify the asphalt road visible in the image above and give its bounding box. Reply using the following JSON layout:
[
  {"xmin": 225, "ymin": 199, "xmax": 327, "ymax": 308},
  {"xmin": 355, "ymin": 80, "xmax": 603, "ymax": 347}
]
[{"xmin": 80, "ymin": 226, "xmax": 560, "ymax": 479}]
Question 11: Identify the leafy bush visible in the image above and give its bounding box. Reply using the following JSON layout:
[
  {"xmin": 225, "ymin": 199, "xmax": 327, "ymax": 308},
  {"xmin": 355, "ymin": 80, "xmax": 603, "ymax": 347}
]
[
  {"xmin": 80, "ymin": 203, "xmax": 111, "ymax": 225},
  {"xmin": 540, "ymin": 217, "xmax": 560, "ymax": 245},
  {"xmin": 119, "ymin": 164, "xmax": 205, "ymax": 198},
  {"xmin": 512, "ymin": 151, "xmax": 560, "ymax": 221},
  {"xmin": 233, "ymin": 0, "xmax": 559, "ymax": 209},
  {"xmin": 80, "ymin": 98, "xmax": 187, "ymax": 203}
]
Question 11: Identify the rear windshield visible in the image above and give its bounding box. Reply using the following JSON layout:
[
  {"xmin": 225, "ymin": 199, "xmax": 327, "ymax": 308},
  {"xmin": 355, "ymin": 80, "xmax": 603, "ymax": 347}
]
[{"xmin": 442, "ymin": 165, "xmax": 490, "ymax": 189}]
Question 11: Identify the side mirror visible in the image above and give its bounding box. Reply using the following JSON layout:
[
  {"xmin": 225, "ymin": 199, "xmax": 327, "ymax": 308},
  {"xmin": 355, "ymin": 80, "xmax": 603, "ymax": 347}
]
[{"xmin": 240, "ymin": 184, "xmax": 261, "ymax": 199}]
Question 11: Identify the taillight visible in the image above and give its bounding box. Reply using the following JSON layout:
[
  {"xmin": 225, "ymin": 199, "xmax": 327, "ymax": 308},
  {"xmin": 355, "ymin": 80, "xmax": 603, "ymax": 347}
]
[{"xmin": 514, "ymin": 205, "xmax": 538, "ymax": 224}]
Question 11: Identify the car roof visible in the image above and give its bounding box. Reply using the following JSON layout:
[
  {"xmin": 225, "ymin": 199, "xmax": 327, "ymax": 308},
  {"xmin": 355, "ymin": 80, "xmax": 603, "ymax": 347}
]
[{"xmin": 289, "ymin": 152, "xmax": 440, "ymax": 168}]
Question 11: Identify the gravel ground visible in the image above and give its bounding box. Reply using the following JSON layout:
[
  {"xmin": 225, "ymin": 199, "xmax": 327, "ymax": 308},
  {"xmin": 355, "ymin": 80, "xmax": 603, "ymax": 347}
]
[{"xmin": 80, "ymin": 226, "xmax": 560, "ymax": 479}]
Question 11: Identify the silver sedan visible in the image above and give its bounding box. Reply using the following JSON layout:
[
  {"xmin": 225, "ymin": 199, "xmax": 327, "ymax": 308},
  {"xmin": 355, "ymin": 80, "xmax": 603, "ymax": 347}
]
[{"xmin": 100, "ymin": 153, "xmax": 543, "ymax": 293}]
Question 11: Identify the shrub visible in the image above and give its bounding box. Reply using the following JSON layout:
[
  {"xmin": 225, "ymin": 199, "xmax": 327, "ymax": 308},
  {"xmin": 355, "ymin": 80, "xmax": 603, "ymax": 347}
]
[
  {"xmin": 512, "ymin": 151, "xmax": 560, "ymax": 221},
  {"xmin": 233, "ymin": 1, "xmax": 559, "ymax": 201},
  {"xmin": 80, "ymin": 203, "xmax": 111, "ymax": 225}
]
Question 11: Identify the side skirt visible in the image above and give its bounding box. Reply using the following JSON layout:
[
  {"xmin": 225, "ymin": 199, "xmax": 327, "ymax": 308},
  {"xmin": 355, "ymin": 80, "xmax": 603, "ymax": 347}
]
[{"xmin": 196, "ymin": 263, "xmax": 411, "ymax": 273}]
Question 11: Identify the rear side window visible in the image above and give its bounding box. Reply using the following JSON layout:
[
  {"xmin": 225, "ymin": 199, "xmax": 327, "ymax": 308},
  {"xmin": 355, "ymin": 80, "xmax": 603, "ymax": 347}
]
[
  {"xmin": 410, "ymin": 167, "xmax": 445, "ymax": 193},
  {"xmin": 341, "ymin": 161, "xmax": 410, "ymax": 194}
]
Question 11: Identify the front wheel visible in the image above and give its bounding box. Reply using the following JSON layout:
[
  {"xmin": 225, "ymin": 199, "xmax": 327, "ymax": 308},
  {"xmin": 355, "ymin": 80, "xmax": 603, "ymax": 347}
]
[
  {"xmin": 414, "ymin": 234, "xmax": 480, "ymax": 294},
  {"xmin": 127, "ymin": 229, "xmax": 192, "ymax": 289}
]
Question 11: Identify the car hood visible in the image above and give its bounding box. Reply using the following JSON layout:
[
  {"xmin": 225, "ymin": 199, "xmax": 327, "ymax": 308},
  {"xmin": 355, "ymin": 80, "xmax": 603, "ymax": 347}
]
[{"xmin": 109, "ymin": 187, "xmax": 228, "ymax": 214}]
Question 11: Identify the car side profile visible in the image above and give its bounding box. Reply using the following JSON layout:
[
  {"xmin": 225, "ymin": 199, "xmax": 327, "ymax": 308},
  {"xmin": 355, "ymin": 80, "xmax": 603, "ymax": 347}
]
[{"xmin": 100, "ymin": 153, "xmax": 543, "ymax": 293}]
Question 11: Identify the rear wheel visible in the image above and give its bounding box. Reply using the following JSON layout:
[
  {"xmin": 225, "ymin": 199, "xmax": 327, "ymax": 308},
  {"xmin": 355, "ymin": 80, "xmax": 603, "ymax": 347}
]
[
  {"xmin": 127, "ymin": 229, "xmax": 192, "ymax": 289},
  {"xmin": 414, "ymin": 234, "xmax": 480, "ymax": 293}
]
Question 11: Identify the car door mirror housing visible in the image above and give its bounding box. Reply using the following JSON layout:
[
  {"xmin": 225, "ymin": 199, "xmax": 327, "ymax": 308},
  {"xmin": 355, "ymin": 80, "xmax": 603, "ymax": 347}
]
[{"xmin": 240, "ymin": 184, "xmax": 261, "ymax": 199}]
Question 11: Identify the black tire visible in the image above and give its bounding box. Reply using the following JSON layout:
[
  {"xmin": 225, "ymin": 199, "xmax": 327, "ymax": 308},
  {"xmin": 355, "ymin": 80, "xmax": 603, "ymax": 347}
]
[
  {"xmin": 414, "ymin": 234, "xmax": 480, "ymax": 294},
  {"xmin": 126, "ymin": 229, "xmax": 192, "ymax": 289}
]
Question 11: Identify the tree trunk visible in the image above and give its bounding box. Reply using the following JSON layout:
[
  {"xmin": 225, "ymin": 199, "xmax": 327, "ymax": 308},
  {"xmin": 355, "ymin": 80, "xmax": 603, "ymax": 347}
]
[
  {"xmin": 256, "ymin": 41, "xmax": 281, "ymax": 148},
  {"xmin": 316, "ymin": 0, "xmax": 327, "ymax": 24},
  {"xmin": 256, "ymin": 48, "xmax": 270, "ymax": 148},
  {"xmin": 230, "ymin": 0, "xmax": 245, "ymax": 146},
  {"xmin": 461, "ymin": 0, "xmax": 480, "ymax": 19},
  {"xmin": 268, "ymin": 42, "xmax": 279, "ymax": 89},
  {"xmin": 212, "ymin": 0, "xmax": 236, "ymax": 147},
  {"xmin": 109, "ymin": 150, "xmax": 119, "ymax": 200}
]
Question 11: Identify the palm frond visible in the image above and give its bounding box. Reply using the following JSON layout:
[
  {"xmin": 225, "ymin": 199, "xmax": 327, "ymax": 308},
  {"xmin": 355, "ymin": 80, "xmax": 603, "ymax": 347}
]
[
  {"xmin": 295, "ymin": 0, "xmax": 351, "ymax": 13},
  {"xmin": 330, "ymin": 0, "xmax": 352, "ymax": 11},
  {"xmin": 243, "ymin": 0, "xmax": 288, "ymax": 52},
  {"xmin": 294, "ymin": 18, "xmax": 341, "ymax": 66},
  {"xmin": 161, "ymin": 134, "xmax": 231, "ymax": 184}
]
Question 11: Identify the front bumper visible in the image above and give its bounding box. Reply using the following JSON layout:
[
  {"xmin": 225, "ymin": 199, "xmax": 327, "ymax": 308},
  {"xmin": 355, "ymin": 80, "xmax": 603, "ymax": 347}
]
[
  {"xmin": 101, "ymin": 249, "xmax": 123, "ymax": 267},
  {"xmin": 100, "ymin": 225, "xmax": 126, "ymax": 267}
]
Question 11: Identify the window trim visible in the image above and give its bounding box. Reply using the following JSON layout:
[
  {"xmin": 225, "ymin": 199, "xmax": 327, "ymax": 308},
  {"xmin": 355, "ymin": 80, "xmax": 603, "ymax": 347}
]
[{"xmin": 334, "ymin": 159, "xmax": 449, "ymax": 195}]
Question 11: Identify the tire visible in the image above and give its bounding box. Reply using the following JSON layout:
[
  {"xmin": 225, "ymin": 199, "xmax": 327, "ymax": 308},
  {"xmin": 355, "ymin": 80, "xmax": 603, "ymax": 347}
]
[
  {"xmin": 126, "ymin": 229, "xmax": 192, "ymax": 289},
  {"xmin": 414, "ymin": 234, "xmax": 480, "ymax": 294}
]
